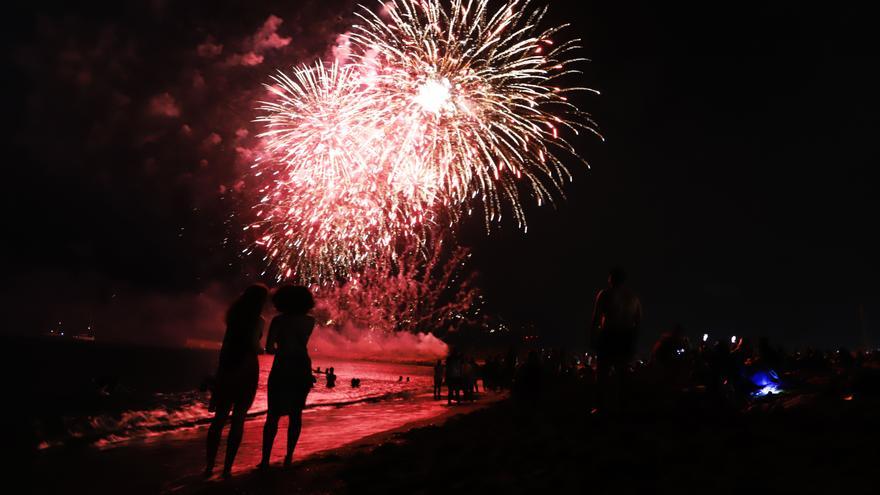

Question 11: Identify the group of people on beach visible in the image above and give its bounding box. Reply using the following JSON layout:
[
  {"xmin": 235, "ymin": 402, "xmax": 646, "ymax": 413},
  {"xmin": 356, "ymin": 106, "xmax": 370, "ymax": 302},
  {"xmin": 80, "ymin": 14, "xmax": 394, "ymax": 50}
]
[
  {"xmin": 519, "ymin": 266, "xmax": 880, "ymax": 412},
  {"xmin": 433, "ymin": 350, "xmax": 520, "ymax": 403},
  {"xmin": 434, "ymin": 352, "xmax": 482, "ymax": 403},
  {"xmin": 201, "ymin": 267, "xmax": 641, "ymax": 478},
  {"xmin": 206, "ymin": 265, "xmax": 866, "ymax": 479},
  {"xmin": 205, "ymin": 283, "xmax": 421, "ymax": 479},
  {"xmin": 205, "ymin": 284, "xmax": 316, "ymax": 479}
]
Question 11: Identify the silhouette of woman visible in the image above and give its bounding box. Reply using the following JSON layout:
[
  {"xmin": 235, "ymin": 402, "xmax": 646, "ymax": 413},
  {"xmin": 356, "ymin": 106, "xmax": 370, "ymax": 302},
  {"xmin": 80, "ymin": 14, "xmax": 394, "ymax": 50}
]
[
  {"xmin": 205, "ymin": 284, "xmax": 268, "ymax": 478},
  {"xmin": 259, "ymin": 285, "xmax": 316, "ymax": 468}
]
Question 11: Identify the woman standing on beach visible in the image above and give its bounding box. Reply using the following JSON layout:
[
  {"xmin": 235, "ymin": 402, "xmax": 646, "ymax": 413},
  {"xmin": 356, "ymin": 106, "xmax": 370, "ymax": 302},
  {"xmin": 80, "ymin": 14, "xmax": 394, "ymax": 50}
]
[
  {"xmin": 259, "ymin": 285, "xmax": 316, "ymax": 468},
  {"xmin": 206, "ymin": 284, "xmax": 269, "ymax": 478}
]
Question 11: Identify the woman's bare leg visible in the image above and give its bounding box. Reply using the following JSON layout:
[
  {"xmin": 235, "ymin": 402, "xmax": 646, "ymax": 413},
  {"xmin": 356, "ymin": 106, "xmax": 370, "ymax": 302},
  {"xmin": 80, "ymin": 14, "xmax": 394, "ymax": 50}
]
[
  {"xmin": 285, "ymin": 409, "xmax": 303, "ymax": 465},
  {"xmin": 205, "ymin": 403, "xmax": 231, "ymax": 476},
  {"xmin": 222, "ymin": 402, "xmax": 248, "ymax": 477},
  {"xmin": 260, "ymin": 413, "xmax": 280, "ymax": 467}
]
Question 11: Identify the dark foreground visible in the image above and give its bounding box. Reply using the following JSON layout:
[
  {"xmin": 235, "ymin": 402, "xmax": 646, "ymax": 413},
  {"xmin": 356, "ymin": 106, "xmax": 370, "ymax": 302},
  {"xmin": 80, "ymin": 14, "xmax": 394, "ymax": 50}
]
[
  {"xmin": 17, "ymin": 336, "xmax": 880, "ymax": 494},
  {"xmin": 181, "ymin": 384, "xmax": 877, "ymax": 495}
]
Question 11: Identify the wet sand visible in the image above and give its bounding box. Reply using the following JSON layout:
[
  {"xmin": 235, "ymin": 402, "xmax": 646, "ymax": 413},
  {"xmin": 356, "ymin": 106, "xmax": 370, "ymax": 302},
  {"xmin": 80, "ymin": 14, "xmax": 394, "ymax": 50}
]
[
  {"xmin": 186, "ymin": 385, "xmax": 879, "ymax": 495},
  {"xmin": 26, "ymin": 372, "xmax": 880, "ymax": 494},
  {"xmin": 29, "ymin": 391, "xmax": 505, "ymax": 494}
]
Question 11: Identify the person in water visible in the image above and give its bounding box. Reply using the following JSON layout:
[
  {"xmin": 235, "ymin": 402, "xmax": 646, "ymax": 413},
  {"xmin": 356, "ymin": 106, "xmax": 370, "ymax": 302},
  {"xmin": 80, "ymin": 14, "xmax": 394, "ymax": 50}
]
[
  {"xmin": 206, "ymin": 284, "xmax": 268, "ymax": 479},
  {"xmin": 259, "ymin": 285, "xmax": 316, "ymax": 468},
  {"xmin": 326, "ymin": 367, "xmax": 337, "ymax": 388}
]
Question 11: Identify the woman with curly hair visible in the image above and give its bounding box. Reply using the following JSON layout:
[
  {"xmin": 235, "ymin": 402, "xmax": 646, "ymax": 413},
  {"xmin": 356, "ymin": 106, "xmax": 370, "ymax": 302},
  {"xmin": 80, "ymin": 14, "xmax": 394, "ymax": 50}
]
[{"xmin": 259, "ymin": 285, "xmax": 316, "ymax": 468}]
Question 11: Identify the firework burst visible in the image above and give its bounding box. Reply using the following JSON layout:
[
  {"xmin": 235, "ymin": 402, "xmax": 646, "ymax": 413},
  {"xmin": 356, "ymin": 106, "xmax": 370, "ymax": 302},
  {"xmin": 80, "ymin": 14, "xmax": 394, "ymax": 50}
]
[
  {"xmin": 247, "ymin": 0, "xmax": 597, "ymax": 282},
  {"xmin": 247, "ymin": 62, "xmax": 437, "ymax": 282},
  {"xmin": 350, "ymin": 0, "xmax": 600, "ymax": 229}
]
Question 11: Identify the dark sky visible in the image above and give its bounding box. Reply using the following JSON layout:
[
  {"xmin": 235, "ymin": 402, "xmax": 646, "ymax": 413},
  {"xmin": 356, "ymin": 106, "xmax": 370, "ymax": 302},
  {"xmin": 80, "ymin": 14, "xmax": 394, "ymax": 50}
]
[{"xmin": 4, "ymin": 1, "xmax": 879, "ymax": 350}]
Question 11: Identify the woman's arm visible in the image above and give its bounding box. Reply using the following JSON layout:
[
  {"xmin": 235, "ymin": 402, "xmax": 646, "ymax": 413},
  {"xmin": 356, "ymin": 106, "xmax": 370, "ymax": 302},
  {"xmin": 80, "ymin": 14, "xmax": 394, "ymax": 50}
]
[
  {"xmin": 264, "ymin": 317, "xmax": 278, "ymax": 354},
  {"xmin": 253, "ymin": 316, "xmax": 265, "ymax": 353}
]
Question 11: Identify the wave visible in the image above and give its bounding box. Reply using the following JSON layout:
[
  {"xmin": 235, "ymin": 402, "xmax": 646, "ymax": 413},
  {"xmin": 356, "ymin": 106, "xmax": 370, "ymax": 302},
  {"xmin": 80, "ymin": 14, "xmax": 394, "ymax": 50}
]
[{"xmin": 38, "ymin": 387, "xmax": 427, "ymax": 451}]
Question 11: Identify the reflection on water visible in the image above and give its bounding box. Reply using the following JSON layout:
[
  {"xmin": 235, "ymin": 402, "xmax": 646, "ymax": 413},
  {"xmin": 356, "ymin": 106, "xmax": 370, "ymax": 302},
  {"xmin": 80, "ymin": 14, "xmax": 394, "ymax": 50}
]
[
  {"xmin": 234, "ymin": 390, "xmax": 456, "ymax": 471},
  {"xmin": 51, "ymin": 357, "xmax": 433, "ymax": 450},
  {"xmin": 258, "ymin": 357, "xmax": 434, "ymax": 411},
  {"xmin": 33, "ymin": 357, "xmax": 501, "ymax": 494}
]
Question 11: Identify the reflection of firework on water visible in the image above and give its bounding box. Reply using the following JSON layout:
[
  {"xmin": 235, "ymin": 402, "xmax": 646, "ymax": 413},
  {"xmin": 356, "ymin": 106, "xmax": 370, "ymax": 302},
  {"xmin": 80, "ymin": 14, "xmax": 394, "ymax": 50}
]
[
  {"xmin": 247, "ymin": 0, "xmax": 597, "ymax": 281},
  {"xmin": 350, "ymin": 0, "xmax": 600, "ymax": 229}
]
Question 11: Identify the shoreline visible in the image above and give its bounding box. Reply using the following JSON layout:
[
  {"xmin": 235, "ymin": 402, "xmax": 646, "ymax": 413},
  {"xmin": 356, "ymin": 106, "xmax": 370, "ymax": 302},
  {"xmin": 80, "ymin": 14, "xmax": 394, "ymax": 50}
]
[
  {"xmin": 190, "ymin": 386, "xmax": 880, "ymax": 495},
  {"xmin": 26, "ymin": 355, "xmax": 439, "ymax": 454},
  {"xmin": 28, "ymin": 388, "xmax": 507, "ymax": 494},
  {"xmin": 179, "ymin": 393, "xmax": 506, "ymax": 494}
]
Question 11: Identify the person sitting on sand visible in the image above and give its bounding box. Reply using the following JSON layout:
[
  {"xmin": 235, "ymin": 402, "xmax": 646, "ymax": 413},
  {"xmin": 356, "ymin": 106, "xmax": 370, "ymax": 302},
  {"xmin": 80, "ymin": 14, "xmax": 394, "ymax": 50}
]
[
  {"xmin": 259, "ymin": 285, "xmax": 316, "ymax": 469},
  {"xmin": 206, "ymin": 284, "xmax": 268, "ymax": 479},
  {"xmin": 590, "ymin": 267, "xmax": 642, "ymax": 412}
]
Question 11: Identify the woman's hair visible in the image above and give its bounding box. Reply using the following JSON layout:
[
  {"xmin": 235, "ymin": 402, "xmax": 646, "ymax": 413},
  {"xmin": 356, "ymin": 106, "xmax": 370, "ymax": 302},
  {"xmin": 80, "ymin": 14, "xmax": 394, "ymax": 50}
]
[
  {"xmin": 272, "ymin": 285, "xmax": 315, "ymax": 314},
  {"xmin": 226, "ymin": 284, "xmax": 269, "ymax": 328},
  {"xmin": 609, "ymin": 266, "xmax": 627, "ymax": 286}
]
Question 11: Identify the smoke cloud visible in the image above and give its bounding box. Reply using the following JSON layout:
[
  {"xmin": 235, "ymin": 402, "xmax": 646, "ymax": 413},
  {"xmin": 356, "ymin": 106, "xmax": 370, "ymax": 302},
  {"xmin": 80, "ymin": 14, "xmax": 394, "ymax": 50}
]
[{"xmin": 309, "ymin": 324, "xmax": 449, "ymax": 363}]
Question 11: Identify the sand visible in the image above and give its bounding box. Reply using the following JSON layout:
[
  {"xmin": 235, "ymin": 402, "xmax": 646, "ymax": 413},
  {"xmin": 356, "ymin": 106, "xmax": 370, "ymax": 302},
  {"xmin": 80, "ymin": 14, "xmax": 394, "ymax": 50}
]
[{"xmin": 184, "ymin": 383, "xmax": 880, "ymax": 495}]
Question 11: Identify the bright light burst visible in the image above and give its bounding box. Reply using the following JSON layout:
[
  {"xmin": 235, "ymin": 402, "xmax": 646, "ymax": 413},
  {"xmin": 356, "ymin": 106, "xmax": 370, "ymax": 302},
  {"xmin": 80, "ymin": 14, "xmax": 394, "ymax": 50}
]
[
  {"xmin": 246, "ymin": 62, "xmax": 438, "ymax": 282},
  {"xmin": 349, "ymin": 0, "xmax": 600, "ymax": 228},
  {"xmin": 247, "ymin": 0, "xmax": 598, "ymax": 282}
]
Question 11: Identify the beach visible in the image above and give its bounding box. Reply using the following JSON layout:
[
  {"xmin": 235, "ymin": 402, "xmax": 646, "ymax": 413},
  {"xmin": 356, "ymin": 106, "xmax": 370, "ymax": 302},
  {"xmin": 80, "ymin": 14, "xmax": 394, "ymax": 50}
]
[
  {"xmin": 30, "ymin": 388, "xmax": 503, "ymax": 494},
  {"xmin": 17, "ymin": 337, "xmax": 880, "ymax": 494},
  {"xmin": 18, "ymin": 339, "xmax": 504, "ymax": 493},
  {"xmin": 30, "ymin": 373, "xmax": 880, "ymax": 494},
  {"xmin": 188, "ymin": 380, "xmax": 879, "ymax": 495}
]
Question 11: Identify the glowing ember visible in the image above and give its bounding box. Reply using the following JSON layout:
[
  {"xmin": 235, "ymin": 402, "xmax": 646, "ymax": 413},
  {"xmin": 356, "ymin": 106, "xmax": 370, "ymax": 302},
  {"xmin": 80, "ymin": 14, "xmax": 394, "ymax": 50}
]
[
  {"xmin": 349, "ymin": 0, "xmax": 601, "ymax": 229},
  {"xmin": 246, "ymin": 62, "xmax": 438, "ymax": 282},
  {"xmin": 247, "ymin": 0, "xmax": 597, "ymax": 281}
]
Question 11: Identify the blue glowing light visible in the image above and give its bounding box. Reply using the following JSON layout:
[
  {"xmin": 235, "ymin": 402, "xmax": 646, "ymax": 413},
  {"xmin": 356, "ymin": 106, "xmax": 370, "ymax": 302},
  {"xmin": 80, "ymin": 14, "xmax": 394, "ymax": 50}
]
[{"xmin": 749, "ymin": 369, "xmax": 783, "ymax": 397}]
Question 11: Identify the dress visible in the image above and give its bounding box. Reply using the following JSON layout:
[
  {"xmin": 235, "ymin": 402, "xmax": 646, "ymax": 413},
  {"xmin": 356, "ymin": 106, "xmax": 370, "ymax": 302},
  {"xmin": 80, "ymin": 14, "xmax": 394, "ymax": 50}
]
[
  {"xmin": 266, "ymin": 314, "xmax": 315, "ymax": 415},
  {"xmin": 212, "ymin": 316, "xmax": 263, "ymax": 412}
]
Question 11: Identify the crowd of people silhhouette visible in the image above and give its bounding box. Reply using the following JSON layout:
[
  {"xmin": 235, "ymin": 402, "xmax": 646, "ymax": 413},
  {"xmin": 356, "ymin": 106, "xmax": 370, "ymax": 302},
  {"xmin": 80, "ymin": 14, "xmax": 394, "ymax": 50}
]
[
  {"xmin": 204, "ymin": 268, "xmax": 880, "ymax": 480},
  {"xmin": 502, "ymin": 266, "xmax": 880, "ymax": 416},
  {"xmin": 432, "ymin": 347, "xmax": 520, "ymax": 403},
  {"xmin": 204, "ymin": 284, "xmax": 432, "ymax": 479}
]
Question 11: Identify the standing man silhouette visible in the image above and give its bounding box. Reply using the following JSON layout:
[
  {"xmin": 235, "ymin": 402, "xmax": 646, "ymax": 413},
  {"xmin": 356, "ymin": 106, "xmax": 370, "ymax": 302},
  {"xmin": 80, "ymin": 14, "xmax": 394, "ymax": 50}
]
[{"xmin": 590, "ymin": 267, "xmax": 642, "ymax": 412}]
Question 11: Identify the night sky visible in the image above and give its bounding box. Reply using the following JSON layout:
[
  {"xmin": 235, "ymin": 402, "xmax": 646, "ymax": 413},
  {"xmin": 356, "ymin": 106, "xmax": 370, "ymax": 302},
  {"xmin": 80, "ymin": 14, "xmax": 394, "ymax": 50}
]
[{"xmin": 4, "ymin": 1, "xmax": 879, "ymax": 350}]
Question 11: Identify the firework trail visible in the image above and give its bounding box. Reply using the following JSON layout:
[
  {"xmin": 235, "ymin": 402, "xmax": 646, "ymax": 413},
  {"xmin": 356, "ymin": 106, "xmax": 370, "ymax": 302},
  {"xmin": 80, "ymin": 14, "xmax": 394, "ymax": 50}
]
[
  {"xmin": 349, "ymin": 0, "xmax": 600, "ymax": 229},
  {"xmin": 248, "ymin": 0, "xmax": 597, "ymax": 282},
  {"xmin": 247, "ymin": 62, "xmax": 438, "ymax": 281}
]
